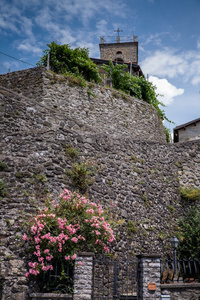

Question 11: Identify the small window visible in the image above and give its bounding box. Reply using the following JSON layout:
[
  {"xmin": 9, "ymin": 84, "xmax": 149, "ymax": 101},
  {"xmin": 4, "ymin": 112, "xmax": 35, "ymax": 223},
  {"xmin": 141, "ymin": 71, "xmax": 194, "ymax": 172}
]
[{"xmin": 116, "ymin": 51, "xmax": 122, "ymax": 54}]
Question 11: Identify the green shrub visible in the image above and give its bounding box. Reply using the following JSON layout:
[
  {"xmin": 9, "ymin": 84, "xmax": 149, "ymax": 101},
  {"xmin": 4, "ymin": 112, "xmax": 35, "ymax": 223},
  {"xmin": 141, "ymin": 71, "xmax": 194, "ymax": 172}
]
[
  {"xmin": 37, "ymin": 41, "xmax": 102, "ymax": 83},
  {"xmin": 102, "ymin": 60, "xmax": 171, "ymax": 122},
  {"xmin": 176, "ymin": 207, "xmax": 200, "ymax": 258}
]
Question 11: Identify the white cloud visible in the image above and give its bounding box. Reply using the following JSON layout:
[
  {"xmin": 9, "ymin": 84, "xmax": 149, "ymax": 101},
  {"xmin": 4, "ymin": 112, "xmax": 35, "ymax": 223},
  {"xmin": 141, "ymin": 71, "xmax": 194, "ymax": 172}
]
[
  {"xmin": 141, "ymin": 48, "xmax": 200, "ymax": 87},
  {"xmin": 17, "ymin": 42, "xmax": 42, "ymax": 55},
  {"xmin": 149, "ymin": 76, "xmax": 184, "ymax": 106},
  {"xmin": 141, "ymin": 49, "xmax": 186, "ymax": 78},
  {"xmin": 190, "ymin": 59, "xmax": 200, "ymax": 85},
  {"xmin": 0, "ymin": 0, "xmax": 129, "ymax": 61}
]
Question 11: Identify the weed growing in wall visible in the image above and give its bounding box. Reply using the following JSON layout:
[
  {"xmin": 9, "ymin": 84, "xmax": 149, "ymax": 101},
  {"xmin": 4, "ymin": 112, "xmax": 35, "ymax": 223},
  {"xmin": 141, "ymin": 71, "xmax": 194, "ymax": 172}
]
[
  {"xmin": 66, "ymin": 160, "xmax": 96, "ymax": 192},
  {"xmin": 87, "ymin": 89, "xmax": 97, "ymax": 98},
  {"xmin": 126, "ymin": 220, "xmax": 138, "ymax": 236},
  {"xmin": 131, "ymin": 155, "xmax": 138, "ymax": 163},
  {"xmin": 0, "ymin": 161, "xmax": 7, "ymax": 171},
  {"xmin": 0, "ymin": 180, "xmax": 7, "ymax": 197},
  {"xmin": 167, "ymin": 205, "xmax": 175, "ymax": 214},
  {"xmin": 180, "ymin": 186, "xmax": 200, "ymax": 201},
  {"xmin": 65, "ymin": 144, "xmax": 79, "ymax": 159}
]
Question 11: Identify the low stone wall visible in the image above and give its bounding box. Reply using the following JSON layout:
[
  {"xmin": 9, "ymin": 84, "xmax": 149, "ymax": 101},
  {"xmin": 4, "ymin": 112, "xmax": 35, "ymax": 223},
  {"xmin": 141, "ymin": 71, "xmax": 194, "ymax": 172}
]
[
  {"xmin": 161, "ymin": 283, "xmax": 200, "ymax": 300},
  {"xmin": 30, "ymin": 294, "xmax": 72, "ymax": 300}
]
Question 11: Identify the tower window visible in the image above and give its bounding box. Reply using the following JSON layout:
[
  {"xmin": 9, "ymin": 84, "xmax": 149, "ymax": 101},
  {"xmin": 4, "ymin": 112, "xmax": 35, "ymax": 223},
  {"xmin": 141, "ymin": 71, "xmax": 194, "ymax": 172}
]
[{"xmin": 116, "ymin": 51, "xmax": 122, "ymax": 54}]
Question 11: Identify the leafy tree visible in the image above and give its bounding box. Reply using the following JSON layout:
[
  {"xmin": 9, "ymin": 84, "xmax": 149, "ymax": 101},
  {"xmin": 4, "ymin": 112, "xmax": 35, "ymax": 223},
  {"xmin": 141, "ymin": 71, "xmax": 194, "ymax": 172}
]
[
  {"xmin": 37, "ymin": 41, "xmax": 102, "ymax": 83},
  {"xmin": 102, "ymin": 60, "xmax": 169, "ymax": 121},
  {"xmin": 164, "ymin": 127, "xmax": 171, "ymax": 143},
  {"xmin": 176, "ymin": 206, "xmax": 200, "ymax": 258}
]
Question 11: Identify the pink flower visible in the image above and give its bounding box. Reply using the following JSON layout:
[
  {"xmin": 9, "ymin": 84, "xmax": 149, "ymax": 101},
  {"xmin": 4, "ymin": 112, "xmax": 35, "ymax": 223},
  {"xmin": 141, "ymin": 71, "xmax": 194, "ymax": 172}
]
[
  {"xmin": 104, "ymin": 246, "xmax": 110, "ymax": 253},
  {"xmin": 46, "ymin": 255, "xmax": 53, "ymax": 261},
  {"xmin": 28, "ymin": 262, "xmax": 38, "ymax": 268},
  {"xmin": 44, "ymin": 249, "xmax": 50, "ymax": 254},
  {"xmin": 23, "ymin": 233, "xmax": 28, "ymax": 241},
  {"xmin": 34, "ymin": 236, "xmax": 41, "ymax": 244},
  {"xmin": 71, "ymin": 237, "xmax": 78, "ymax": 243},
  {"xmin": 38, "ymin": 257, "xmax": 44, "ymax": 262},
  {"xmin": 86, "ymin": 209, "xmax": 94, "ymax": 214},
  {"xmin": 29, "ymin": 268, "xmax": 39, "ymax": 276},
  {"xmin": 71, "ymin": 254, "xmax": 77, "ymax": 260},
  {"xmin": 108, "ymin": 236, "xmax": 115, "ymax": 242},
  {"xmin": 65, "ymin": 255, "xmax": 70, "ymax": 260},
  {"xmin": 95, "ymin": 230, "xmax": 101, "ymax": 236},
  {"xmin": 78, "ymin": 261, "xmax": 82, "ymax": 266},
  {"xmin": 31, "ymin": 225, "xmax": 37, "ymax": 234},
  {"xmin": 34, "ymin": 250, "xmax": 41, "ymax": 257},
  {"xmin": 25, "ymin": 272, "xmax": 29, "ymax": 277}
]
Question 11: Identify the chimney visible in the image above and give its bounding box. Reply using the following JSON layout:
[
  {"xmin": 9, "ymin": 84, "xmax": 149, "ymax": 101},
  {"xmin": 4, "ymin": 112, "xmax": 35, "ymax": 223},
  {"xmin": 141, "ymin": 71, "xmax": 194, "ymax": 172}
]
[
  {"xmin": 134, "ymin": 36, "xmax": 137, "ymax": 42},
  {"xmin": 117, "ymin": 36, "xmax": 120, "ymax": 43},
  {"xmin": 100, "ymin": 37, "xmax": 104, "ymax": 44}
]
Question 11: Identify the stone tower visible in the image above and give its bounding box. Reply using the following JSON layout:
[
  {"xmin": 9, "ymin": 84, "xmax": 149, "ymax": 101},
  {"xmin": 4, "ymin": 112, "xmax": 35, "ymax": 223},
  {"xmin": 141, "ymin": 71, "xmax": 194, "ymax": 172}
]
[{"xmin": 99, "ymin": 35, "xmax": 138, "ymax": 64}]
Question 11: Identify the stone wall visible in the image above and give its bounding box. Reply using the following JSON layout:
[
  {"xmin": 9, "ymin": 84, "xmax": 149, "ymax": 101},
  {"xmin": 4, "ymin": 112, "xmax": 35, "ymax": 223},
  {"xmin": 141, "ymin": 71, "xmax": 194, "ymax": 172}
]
[
  {"xmin": 0, "ymin": 67, "xmax": 200, "ymax": 299},
  {"xmin": 0, "ymin": 67, "xmax": 166, "ymax": 143},
  {"xmin": 0, "ymin": 67, "xmax": 44, "ymax": 101}
]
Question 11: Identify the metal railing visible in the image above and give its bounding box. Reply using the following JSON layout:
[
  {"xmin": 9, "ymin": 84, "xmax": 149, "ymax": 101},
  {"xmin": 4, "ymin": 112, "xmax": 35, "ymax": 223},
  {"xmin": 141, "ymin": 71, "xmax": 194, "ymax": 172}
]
[
  {"xmin": 40, "ymin": 261, "xmax": 74, "ymax": 293},
  {"xmin": 161, "ymin": 258, "xmax": 200, "ymax": 284},
  {"xmin": 92, "ymin": 255, "xmax": 138, "ymax": 300}
]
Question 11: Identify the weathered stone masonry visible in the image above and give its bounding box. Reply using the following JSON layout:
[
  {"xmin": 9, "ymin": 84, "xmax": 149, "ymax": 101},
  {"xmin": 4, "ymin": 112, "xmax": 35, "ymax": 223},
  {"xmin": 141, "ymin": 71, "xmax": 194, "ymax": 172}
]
[{"xmin": 0, "ymin": 67, "xmax": 200, "ymax": 299}]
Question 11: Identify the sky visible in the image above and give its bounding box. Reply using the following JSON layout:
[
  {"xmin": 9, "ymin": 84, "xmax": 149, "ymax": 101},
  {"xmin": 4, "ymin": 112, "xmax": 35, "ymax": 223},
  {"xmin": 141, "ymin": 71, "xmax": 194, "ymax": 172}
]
[{"xmin": 0, "ymin": 0, "xmax": 200, "ymax": 132}]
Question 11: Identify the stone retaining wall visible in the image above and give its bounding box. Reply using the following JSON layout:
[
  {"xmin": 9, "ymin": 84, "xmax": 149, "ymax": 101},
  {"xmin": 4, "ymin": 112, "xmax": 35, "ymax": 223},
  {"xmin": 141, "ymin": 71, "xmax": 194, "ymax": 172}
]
[
  {"xmin": 0, "ymin": 67, "xmax": 200, "ymax": 299},
  {"xmin": 0, "ymin": 67, "xmax": 166, "ymax": 143}
]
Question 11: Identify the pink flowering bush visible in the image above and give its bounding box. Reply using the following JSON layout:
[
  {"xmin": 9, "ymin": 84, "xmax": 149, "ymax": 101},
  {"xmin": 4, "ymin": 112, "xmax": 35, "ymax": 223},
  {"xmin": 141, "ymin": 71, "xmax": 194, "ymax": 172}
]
[{"xmin": 23, "ymin": 189, "xmax": 115, "ymax": 291}]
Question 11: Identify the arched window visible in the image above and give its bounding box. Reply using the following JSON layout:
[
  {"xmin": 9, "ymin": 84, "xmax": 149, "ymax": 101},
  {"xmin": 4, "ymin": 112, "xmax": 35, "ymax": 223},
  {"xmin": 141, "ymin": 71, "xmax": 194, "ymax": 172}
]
[{"xmin": 116, "ymin": 51, "xmax": 122, "ymax": 54}]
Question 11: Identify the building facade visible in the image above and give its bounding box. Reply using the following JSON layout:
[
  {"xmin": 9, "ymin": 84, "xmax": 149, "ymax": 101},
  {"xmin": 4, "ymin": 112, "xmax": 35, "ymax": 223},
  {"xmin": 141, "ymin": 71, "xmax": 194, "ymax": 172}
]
[
  {"xmin": 174, "ymin": 118, "xmax": 200, "ymax": 142},
  {"xmin": 99, "ymin": 35, "xmax": 138, "ymax": 64},
  {"xmin": 90, "ymin": 34, "xmax": 143, "ymax": 80}
]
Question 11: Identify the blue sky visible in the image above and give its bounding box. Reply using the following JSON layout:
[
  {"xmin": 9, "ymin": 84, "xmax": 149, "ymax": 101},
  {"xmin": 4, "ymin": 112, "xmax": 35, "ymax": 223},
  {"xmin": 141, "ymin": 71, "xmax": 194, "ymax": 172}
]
[{"xmin": 0, "ymin": 0, "xmax": 200, "ymax": 131}]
